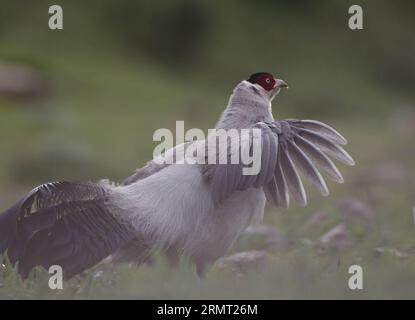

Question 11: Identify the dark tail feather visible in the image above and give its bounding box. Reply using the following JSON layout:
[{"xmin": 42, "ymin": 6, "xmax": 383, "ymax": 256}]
[
  {"xmin": 0, "ymin": 199, "xmax": 23, "ymax": 256},
  {"xmin": 0, "ymin": 181, "xmax": 135, "ymax": 279}
]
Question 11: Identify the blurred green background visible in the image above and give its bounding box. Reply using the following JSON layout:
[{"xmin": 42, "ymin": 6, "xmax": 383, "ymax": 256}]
[{"xmin": 0, "ymin": 0, "xmax": 415, "ymax": 299}]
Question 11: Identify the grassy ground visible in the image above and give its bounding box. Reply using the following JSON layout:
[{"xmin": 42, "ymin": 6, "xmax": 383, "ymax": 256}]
[
  {"xmin": 0, "ymin": 1, "xmax": 415, "ymax": 299},
  {"xmin": 0, "ymin": 65, "xmax": 414, "ymax": 299}
]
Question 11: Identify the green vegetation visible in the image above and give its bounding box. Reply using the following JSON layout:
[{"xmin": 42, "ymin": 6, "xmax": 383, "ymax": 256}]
[{"xmin": 0, "ymin": 0, "xmax": 414, "ymax": 299}]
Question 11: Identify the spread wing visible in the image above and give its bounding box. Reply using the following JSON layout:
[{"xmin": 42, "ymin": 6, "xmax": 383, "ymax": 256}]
[
  {"xmin": 122, "ymin": 142, "xmax": 193, "ymax": 185},
  {"xmin": 208, "ymin": 120, "xmax": 355, "ymax": 208},
  {"xmin": 0, "ymin": 182, "xmax": 135, "ymax": 279}
]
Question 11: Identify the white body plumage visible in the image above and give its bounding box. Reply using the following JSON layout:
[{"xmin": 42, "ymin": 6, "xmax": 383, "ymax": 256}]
[
  {"xmin": 111, "ymin": 164, "xmax": 266, "ymax": 267},
  {"xmin": 109, "ymin": 81, "xmax": 272, "ymax": 268},
  {"xmin": 0, "ymin": 73, "xmax": 354, "ymax": 279}
]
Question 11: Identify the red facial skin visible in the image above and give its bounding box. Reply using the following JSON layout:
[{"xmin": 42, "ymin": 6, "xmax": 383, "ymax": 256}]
[{"xmin": 255, "ymin": 73, "xmax": 276, "ymax": 91}]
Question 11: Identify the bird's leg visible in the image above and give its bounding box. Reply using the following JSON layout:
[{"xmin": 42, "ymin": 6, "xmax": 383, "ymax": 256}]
[
  {"xmin": 164, "ymin": 246, "xmax": 180, "ymax": 267},
  {"xmin": 196, "ymin": 262, "xmax": 206, "ymax": 279}
]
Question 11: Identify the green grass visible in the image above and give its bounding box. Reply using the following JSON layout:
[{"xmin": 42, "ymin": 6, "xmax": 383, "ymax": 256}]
[
  {"xmin": 1, "ymin": 76, "xmax": 414, "ymax": 299},
  {"xmin": 1, "ymin": 0, "xmax": 415, "ymax": 299}
]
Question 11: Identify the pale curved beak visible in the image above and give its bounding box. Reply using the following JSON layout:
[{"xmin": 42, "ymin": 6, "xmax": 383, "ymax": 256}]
[{"xmin": 274, "ymin": 79, "xmax": 289, "ymax": 89}]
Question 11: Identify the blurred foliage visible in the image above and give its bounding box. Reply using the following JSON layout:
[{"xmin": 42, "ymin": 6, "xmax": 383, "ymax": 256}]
[
  {"xmin": 102, "ymin": 0, "xmax": 212, "ymax": 66},
  {"xmin": 0, "ymin": 0, "xmax": 414, "ymax": 299}
]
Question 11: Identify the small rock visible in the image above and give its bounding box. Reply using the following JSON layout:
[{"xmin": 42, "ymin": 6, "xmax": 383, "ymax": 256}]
[
  {"xmin": 300, "ymin": 238, "xmax": 314, "ymax": 247},
  {"xmin": 393, "ymin": 107, "xmax": 415, "ymax": 136},
  {"xmin": 375, "ymin": 247, "xmax": 410, "ymax": 259},
  {"xmin": 318, "ymin": 224, "xmax": 353, "ymax": 250},
  {"xmin": 301, "ymin": 211, "xmax": 329, "ymax": 231},
  {"xmin": 217, "ymin": 250, "xmax": 268, "ymax": 272},
  {"xmin": 238, "ymin": 224, "xmax": 287, "ymax": 250},
  {"xmin": 337, "ymin": 198, "xmax": 374, "ymax": 225},
  {"xmin": 0, "ymin": 63, "xmax": 49, "ymax": 100},
  {"xmin": 93, "ymin": 270, "xmax": 104, "ymax": 279},
  {"xmin": 373, "ymin": 161, "xmax": 407, "ymax": 184}
]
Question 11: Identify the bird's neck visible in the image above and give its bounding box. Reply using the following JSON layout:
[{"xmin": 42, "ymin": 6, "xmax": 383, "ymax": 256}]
[{"xmin": 216, "ymin": 87, "xmax": 274, "ymax": 130}]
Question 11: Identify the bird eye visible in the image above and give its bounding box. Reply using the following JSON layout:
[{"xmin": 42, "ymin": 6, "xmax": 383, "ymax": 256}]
[{"xmin": 265, "ymin": 78, "xmax": 270, "ymax": 83}]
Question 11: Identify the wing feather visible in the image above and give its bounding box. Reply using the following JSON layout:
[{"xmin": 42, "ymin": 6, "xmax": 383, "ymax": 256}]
[
  {"xmin": 207, "ymin": 119, "xmax": 353, "ymax": 209},
  {"xmin": 287, "ymin": 139, "xmax": 329, "ymax": 196},
  {"xmin": 255, "ymin": 131, "xmax": 271, "ymax": 187},
  {"xmin": 275, "ymin": 148, "xmax": 290, "ymax": 208},
  {"xmin": 280, "ymin": 144, "xmax": 307, "ymax": 206},
  {"xmin": 289, "ymin": 119, "xmax": 348, "ymax": 145},
  {"xmin": 294, "ymin": 135, "xmax": 344, "ymax": 183},
  {"xmin": 298, "ymin": 129, "xmax": 355, "ymax": 166},
  {"xmin": 0, "ymin": 182, "xmax": 135, "ymax": 279}
]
